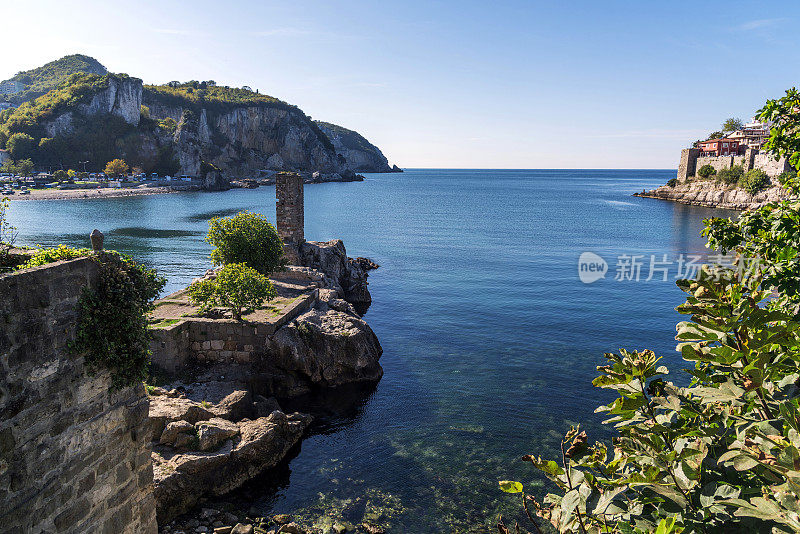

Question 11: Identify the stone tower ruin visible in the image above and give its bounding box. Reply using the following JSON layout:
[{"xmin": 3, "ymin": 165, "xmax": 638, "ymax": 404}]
[{"xmin": 275, "ymin": 172, "xmax": 304, "ymax": 261}]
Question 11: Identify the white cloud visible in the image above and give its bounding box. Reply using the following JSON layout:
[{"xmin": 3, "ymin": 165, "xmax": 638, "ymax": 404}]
[{"xmin": 737, "ymin": 18, "xmax": 786, "ymax": 31}]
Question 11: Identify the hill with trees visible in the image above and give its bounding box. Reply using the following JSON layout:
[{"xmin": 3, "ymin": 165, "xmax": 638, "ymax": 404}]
[
  {"xmin": 0, "ymin": 54, "xmax": 108, "ymax": 106},
  {"xmin": 0, "ymin": 56, "xmax": 398, "ymax": 180}
]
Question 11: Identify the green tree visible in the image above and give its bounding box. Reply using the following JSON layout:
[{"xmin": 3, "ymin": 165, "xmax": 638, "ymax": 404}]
[
  {"xmin": 738, "ymin": 168, "xmax": 770, "ymax": 195},
  {"xmin": 104, "ymin": 158, "xmax": 128, "ymax": 177},
  {"xmin": 716, "ymin": 165, "xmax": 743, "ymax": 185},
  {"xmin": 15, "ymin": 159, "xmax": 34, "ymax": 177},
  {"xmin": 53, "ymin": 169, "xmax": 68, "ymax": 182},
  {"xmin": 205, "ymin": 211, "xmax": 285, "ymax": 275},
  {"xmin": 697, "ymin": 164, "xmax": 716, "ymax": 178},
  {"xmin": 707, "ymin": 131, "xmax": 724, "ymax": 140},
  {"xmin": 188, "ymin": 263, "xmax": 276, "ymax": 320},
  {"xmin": 6, "ymin": 132, "xmax": 36, "ymax": 160},
  {"xmin": 722, "ymin": 117, "xmax": 744, "ymax": 132}
]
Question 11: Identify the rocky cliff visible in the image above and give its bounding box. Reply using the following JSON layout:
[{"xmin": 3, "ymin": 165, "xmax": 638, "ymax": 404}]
[
  {"xmin": 315, "ymin": 121, "xmax": 398, "ymax": 173},
  {"xmin": 144, "ymin": 94, "xmax": 347, "ymax": 179},
  {"xmin": 2, "ymin": 57, "xmax": 398, "ymax": 185},
  {"xmin": 634, "ymin": 180, "xmax": 790, "ymax": 210},
  {"xmin": 44, "ymin": 75, "xmax": 143, "ymax": 137}
]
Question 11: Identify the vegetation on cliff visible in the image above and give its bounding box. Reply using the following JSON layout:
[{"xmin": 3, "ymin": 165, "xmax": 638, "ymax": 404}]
[
  {"xmin": 501, "ymin": 90, "xmax": 800, "ymax": 533},
  {"xmin": 144, "ymin": 82, "xmax": 334, "ymax": 151},
  {"xmin": 0, "ymin": 53, "xmax": 107, "ymax": 106}
]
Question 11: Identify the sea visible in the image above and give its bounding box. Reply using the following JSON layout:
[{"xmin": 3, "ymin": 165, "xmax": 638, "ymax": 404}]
[{"xmin": 7, "ymin": 169, "xmax": 739, "ymax": 532}]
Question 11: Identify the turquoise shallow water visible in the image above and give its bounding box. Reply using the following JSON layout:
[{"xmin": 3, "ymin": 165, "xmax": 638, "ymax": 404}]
[{"xmin": 8, "ymin": 170, "xmax": 738, "ymax": 532}]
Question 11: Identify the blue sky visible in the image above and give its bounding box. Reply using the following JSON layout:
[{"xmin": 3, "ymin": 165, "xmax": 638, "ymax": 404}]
[{"xmin": 2, "ymin": 0, "xmax": 798, "ymax": 168}]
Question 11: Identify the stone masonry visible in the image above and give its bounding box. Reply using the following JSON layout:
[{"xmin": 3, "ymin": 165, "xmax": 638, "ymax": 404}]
[
  {"xmin": 677, "ymin": 147, "xmax": 791, "ymax": 180},
  {"xmin": 0, "ymin": 258, "xmax": 157, "ymax": 534},
  {"xmin": 276, "ymin": 171, "xmax": 304, "ymax": 245}
]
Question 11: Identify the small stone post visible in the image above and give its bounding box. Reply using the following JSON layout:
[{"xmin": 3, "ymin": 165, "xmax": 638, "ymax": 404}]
[
  {"xmin": 90, "ymin": 229, "xmax": 104, "ymax": 252},
  {"xmin": 275, "ymin": 172, "xmax": 304, "ymax": 263}
]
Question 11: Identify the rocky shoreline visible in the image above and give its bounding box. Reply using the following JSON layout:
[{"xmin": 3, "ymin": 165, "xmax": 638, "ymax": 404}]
[
  {"xmin": 634, "ymin": 180, "xmax": 790, "ymax": 210},
  {"xmin": 146, "ymin": 240, "xmax": 383, "ymax": 530}
]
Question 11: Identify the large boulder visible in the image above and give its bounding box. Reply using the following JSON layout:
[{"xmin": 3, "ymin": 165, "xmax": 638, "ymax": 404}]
[{"xmin": 152, "ymin": 411, "xmax": 312, "ymax": 523}]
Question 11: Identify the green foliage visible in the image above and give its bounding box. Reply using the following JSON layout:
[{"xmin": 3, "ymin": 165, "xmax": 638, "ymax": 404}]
[
  {"xmin": 188, "ymin": 263, "xmax": 276, "ymax": 320},
  {"xmin": 0, "ymin": 73, "xmax": 119, "ymax": 140},
  {"xmin": 738, "ymin": 168, "xmax": 770, "ymax": 195},
  {"xmin": 716, "ymin": 165, "xmax": 744, "ymax": 185},
  {"xmin": 0, "ymin": 54, "xmax": 107, "ymax": 106},
  {"xmin": 758, "ymin": 88, "xmax": 800, "ymax": 173},
  {"xmin": 0, "ymin": 197, "xmax": 17, "ymax": 267},
  {"xmin": 697, "ymin": 164, "xmax": 716, "ymax": 179},
  {"xmin": 703, "ymin": 202, "xmax": 800, "ymax": 314},
  {"xmin": 104, "ymin": 158, "xmax": 129, "ymax": 177},
  {"xmin": 143, "ymin": 83, "xmax": 335, "ymax": 152},
  {"xmin": 6, "ymin": 132, "xmax": 36, "ymax": 160},
  {"xmin": 501, "ymin": 92, "xmax": 800, "ymax": 534},
  {"xmin": 777, "ymin": 171, "xmax": 797, "ymax": 186},
  {"xmin": 206, "ymin": 211, "xmax": 285, "ymax": 275},
  {"xmin": 666, "ymin": 178, "xmax": 678, "ymax": 188},
  {"xmin": 504, "ymin": 262, "xmax": 800, "ymax": 533},
  {"xmin": 53, "ymin": 169, "xmax": 68, "ymax": 182},
  {"xmin": 707, "ymin": 131, "xmax": 724, "ymax": 141},
  {"xmin": 157, "ymin": 116, "xmax": 177, "ymax": 134},
  {"xmin": 14, "ymin": 159, "xmax": 34, "ymax": 177},
  {"xmin": 722, "ymin": 117, "xmax": 744, "ymax": 132},
  {"xmin": 71, "ymin": 251, "xmax": 166, "ymax": 390},
  {"xmin": 17, "ymin": 244, "xmax": 91, "ymax": 269}
]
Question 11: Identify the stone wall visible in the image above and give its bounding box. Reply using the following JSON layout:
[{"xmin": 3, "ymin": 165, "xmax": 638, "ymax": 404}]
[
  {"xmin": 0, "ymin": 258, "xmax": 157, "ymax": 534},
  {"xmin": 753, "ymin": 153, "xmax": 793, "ymax": 177},
  {"xmin": 276, "ymin": 172, "xmax": 304, "ymax": 245},
  {"xmin": 149, "ymin": 289, "xmax": 318, "ymax": 373},
  {"xmin": 677, "ymin": 148, "xmax": 700, "ymax": 181},
  {"xmin": 677, "ymin": 148, "xmax": 791, "ymax": 180}
]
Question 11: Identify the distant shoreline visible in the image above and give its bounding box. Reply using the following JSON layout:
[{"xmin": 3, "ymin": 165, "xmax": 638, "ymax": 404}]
[{"xmin": 6, "ymin": 186, "xmax": 175, "ymax": 201}]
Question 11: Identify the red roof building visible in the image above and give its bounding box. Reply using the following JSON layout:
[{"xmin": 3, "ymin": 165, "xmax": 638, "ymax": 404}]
[{"xmin": 698, "ymin": 138, "xmax": 739, "ymax": 156}]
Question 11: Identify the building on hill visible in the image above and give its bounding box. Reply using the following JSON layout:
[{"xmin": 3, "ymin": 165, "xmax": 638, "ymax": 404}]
[
  {"xmin": 698, "ymin": 138, "xmax": 739, "ymax": 156},
  {"xmin": 726, "ymin": 117, "xmax": 770, "ymax": 150}
]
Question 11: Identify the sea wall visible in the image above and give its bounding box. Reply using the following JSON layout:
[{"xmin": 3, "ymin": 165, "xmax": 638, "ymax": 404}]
[
  {"xmin": 677, "ymin": 147, "xmax": 791, "ymax": 180},
  {"xmin": 0, "ymin": 258, "xmax": 157, "ymax": 534}
]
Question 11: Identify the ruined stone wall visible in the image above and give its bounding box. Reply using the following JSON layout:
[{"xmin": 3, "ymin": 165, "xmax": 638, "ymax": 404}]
[
  {"xmin": 0, "ymin": 258, "xmax": 157, "ymax": 534},
  {"xmin": 275, "ymin": 172, "xmax": 304, "ymax": 245},
  {"xmin": 149, "ymin": 289, "xmax": 318, "ymax": 373}
]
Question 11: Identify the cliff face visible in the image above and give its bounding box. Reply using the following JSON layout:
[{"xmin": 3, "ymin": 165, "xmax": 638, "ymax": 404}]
[
  {"xmin": 152, "ymin": 102, "xmax": 346, "ymax": 178},
  {"xmin": 44, "ymin": 75, "xmax": 143, "ymax": 137},
  {"xmin": 315, "ymin": 120, "xmax": 393, "ymax": 172},
  {"xmin": 4, "ymin": 58, "xmax": 398, "ymax": 183},
  {"xmin": 635, "ymin": 180, "xmax": 790, "ymax": 210}
]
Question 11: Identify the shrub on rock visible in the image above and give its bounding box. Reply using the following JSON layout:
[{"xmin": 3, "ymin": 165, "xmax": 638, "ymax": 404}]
[
  {"xmin": 739, "ymin": 168, "xmax": 770, "ymax": 194},
  {"xmin": 697, "ymin": 164, "xmax": 716, "ymax": 178},
  {"xmin": 189, "ymin": 262, "xmax": 276, "ymax": 320},
  {"xmin": 206, "ymin": 211, "xmax": 285, "ymax": 274}
]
